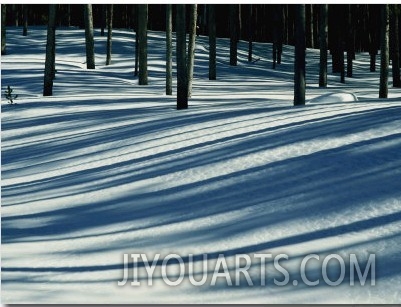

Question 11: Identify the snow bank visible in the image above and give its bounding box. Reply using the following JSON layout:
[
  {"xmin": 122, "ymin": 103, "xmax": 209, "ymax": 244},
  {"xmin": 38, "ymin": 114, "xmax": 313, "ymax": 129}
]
[{"xmin": 309, "ymin": 92, "xmax": 359, "ymax": 104}]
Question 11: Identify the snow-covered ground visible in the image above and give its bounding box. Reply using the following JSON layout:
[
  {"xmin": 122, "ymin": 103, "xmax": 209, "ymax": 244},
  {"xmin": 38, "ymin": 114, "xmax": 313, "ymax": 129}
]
[{"xmin": 1, "ymin": 26, "xmax": 401, "ymax": 304}]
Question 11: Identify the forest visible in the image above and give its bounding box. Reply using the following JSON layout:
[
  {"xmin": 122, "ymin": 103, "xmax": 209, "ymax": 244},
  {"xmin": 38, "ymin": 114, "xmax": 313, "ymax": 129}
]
[{"xmin": 2, "ymin": 4, "xmax": 401, "ymax": 107}]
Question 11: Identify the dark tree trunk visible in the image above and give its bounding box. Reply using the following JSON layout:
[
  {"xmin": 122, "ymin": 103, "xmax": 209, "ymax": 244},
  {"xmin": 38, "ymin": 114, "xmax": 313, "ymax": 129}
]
[
  {"xmin": 67, "ymin": 4, "xmax": 71, "ymax": 27},
  {"xmin": 346, "ymin": 5, "xmax": 354, "ymax": 78},
  {"xmin": 1, "ymin": 4, "xmax": 6, "ymax": 55},
  {"xmin": 368, "ymin": 5, "xmax": 380, "ymax": 72},
  {"xmin": 379, "ymin": 4, "xmax": 389, "ymax": 98},
  {"xmin": 84, "ymin": 4, "xmax": 95, "ymax": 69},
  {"xmin": 187, "ymin": 4, "xmax": 197, "ymax": 97},
  {"xmin": 208, "ymin": 4, "xmax": 216, "ymax": 80},
  {"xmin": 22, "ymin": 4, "xmax": 28, "ymax": 36},
  {"xmin": 306, "ymin": 4, "xmax": 314, "ymax": 48},
  {"xmin": 101, "ymin": 4, "xmax": 106, "ymax": 36},
  {"xmin": 43, "ymin": 4, "xmax": 57, "ymax": 96},
  {"xmin": 166, "ymin": 4, "xmax": 173, "ymax": 95},
  {"xmin": 248, "ymin": 4, "xmax": 253, "ymax": 62},
  {"xmin": 176, "ymin": 4, "xmax": 188, "ymax": 109},
  {"xmin": 319, "ymin": 4, "xmax": 328, "ymax": 87},
  {"xmin": 294, "ymin": 4, "xmax": 306, "ymax": 106},
  {"xmin": 106, "ymin": 5, "xmax": 113, "ymax": 66},
  {"xmin": 133, "ymin": 5, "xmax": 139, "ymax": 76},
  {"xmin": 229, "ymin": 4, "xmax": 239, "ymax": 66},
  {"xmin": 138, "ymin": 4, "xmax": 148, "ymax": 85},
  {"xmin": 390, "ymin": 4, "xmax": 400, "ymax": 87}
]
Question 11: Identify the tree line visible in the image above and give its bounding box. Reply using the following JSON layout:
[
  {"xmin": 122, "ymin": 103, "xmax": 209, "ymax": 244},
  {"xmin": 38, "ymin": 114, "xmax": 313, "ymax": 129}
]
[{"xmin": 1, "ymin": 4, "xmax": 400, "ymax": 107}]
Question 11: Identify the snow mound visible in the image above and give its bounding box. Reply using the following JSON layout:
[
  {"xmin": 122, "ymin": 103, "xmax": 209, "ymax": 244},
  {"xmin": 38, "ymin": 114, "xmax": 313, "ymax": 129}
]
[{"xmin": 309, "ymin": 92, "xmax": 359, "ymax": 104}]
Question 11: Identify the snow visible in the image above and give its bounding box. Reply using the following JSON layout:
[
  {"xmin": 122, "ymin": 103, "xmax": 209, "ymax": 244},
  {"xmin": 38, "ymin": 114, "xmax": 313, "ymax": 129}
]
[{"xmin": 1, "ymin": 26, "xmax": 401, "ymax": 304}]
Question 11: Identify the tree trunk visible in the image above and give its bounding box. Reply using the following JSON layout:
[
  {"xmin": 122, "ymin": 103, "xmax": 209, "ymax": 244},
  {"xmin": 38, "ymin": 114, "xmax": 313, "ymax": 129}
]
[
  {"xmin": 84, "ymin": 4, "xmax": 95, "ymax": 69},
  {"xmin": 22, "ymin": 4, "xmax": 28, "ymax": 36},
  {"xmin": 346, "ymin": 5, "xmax": 354, "ymax": 78},
  {"xmin": 379, "ymin": 4, "xmax": 389, "ymax": 98},
  {"xmin": 1, "ymin": 4, "xmax": 6, "ymax": 55},
  {"xmin": 229, "ymin": 4, "xmax": 239, "ymax": 66},
  {"xmin": 166, "ymin": 4, "xmax": 173, "ymax": 95},
  {"xmin": 390, "ymin": 5, "xmax": 400, "ymax": 87},
  {"xmin": 319, "ymin": 4, "xmax": 328, "ymax": 87},
  {"xmin": 43, "ymin": 4, "xmax": 57, "ymax": 96},
  {"xmin": 208, "ymin": 4, "xmax": 216, "ymax": 80},
  {"xmin": 138, "ymin": 4, "xmax": 148, "ymax": 85},
  {"xmin": 176, "ymin": 4, "xmax": 188, "ymax": 109},
  {"xmin": 248, "ymin": 4, "xmax": 253, "ymax": 62},
  {"xmin": 306, "ymin": 4, "xmax": 314, "ymax": 48},
  {"xmin": 101, "ymin": 4, "xmax": 106, "ymax": 36},
  {"xmin": 187, "ymin": 4, "xmax": 197, "ymax": 97},
  {"xmin": 67, "ymin": 4, "xmax": 71, "ymax": 27},
  {"xmin": 133, "ymin": 5, "xmax": 139, "ymax": 76},
  {"xmin": 294, "ymin": 4, "xmax": 306, "ymax": 106},
  {"xmin": 106, "ymin": 4, "xmax": 113, "ymax": 65}
]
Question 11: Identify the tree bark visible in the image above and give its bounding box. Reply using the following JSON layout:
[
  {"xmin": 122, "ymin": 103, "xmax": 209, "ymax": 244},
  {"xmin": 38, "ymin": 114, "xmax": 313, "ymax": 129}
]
[
  {"xmin": 84, "ymin": 4, "xmax": 95, "ymax": 69},
  {"xmin": 187, "ymin": 4, "xmax": 197, "ymax": 97},
  {"xmin": 166, "ymin": 4, "xmax": 173, "ymax": 95},
  {"xmin": 22, "ymin": 4, "xmax": 28, "ymax": 36},
  {"xmin": 176, "ymin": 4, "xmax": 188, "ymax": 109},
  {"xmin": 248, "ymin": 4, "xmax": 253, "ymax": 62},
  {"xmin": 379, "ymin": 4, "xmax": 389, "ymax": 98},
  {"xmin": 1, "ymin": 4, "xmax": 6, "ymax": 55},
  {"xmin": 138, "ymin": 4, "xmax": 148, "ymax": 85},
  {"xmin": 106, "ymin": 5, "xmax": 113, "ymax": 65},
  {"xmin": 101, "ymin": 4, "xmax": 106, "ymax": 36},
  {"xmin": 319, "ymin": 4, "xmax": 328, "ymax": 87},
  {"xmin": 306, "ymin": 4, "xmax": 314, "ymax": 48},
  {"xmin": 208, "ymin": 4, "xmax": 216, "ymax": 80},
  {"xmin": 229, "ymin": 4, "xmax": 239, "ymax": 66},
  {"xmin": 43, "ymin": 4, "xmax": 57, "ymax": 96},
  {"xmin": 390, "ymin": 5, "xmax": 400, "ymax": 87},
  {"xmin": 294, "ymin": 4, "xmax": 306, "ymax": 106},
  {"xmin": 346, "ymin": 5, "xmax": 354, "ymax": 78}
]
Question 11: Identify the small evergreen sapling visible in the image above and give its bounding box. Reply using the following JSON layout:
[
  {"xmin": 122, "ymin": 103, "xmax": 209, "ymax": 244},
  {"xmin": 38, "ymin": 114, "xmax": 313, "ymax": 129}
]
[{"xmin": 4, "ymin": 86, "xmax": 18, "ymax": 104}]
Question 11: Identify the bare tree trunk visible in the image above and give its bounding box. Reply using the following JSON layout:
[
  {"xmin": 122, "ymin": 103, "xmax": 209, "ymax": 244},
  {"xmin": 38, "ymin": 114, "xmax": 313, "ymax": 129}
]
[
  {"xmin": 187, "ymin": 4, "xmax": 197, "ymax": 97},
  {"xmin": 22, "ymin": 4, "xmax": 28, "ymax": 36},
  {"xmin": 138, "ymin": 4, "xmax": 148, "ymax": 85},
  {"xmin": 67, "ymin": 4, "xmax": 71, "ymax": 27},
  {"xmin": 379, "ymin": 4, "xmax": 389, "ymax": 98},
  {"xmin": 319, "ymin": 4, "xmax": 328, "ymax": 87},
  {"xmin": 306, "ymin": 4, "xmax": 314, "ymax": 48},
  {"xmin": 166, "ymin": 4, "xmax": 172, "ymax": 95},
  {"xmin": 133, "ymin": 5, "xmax": 139, "ymax": 76},
  {"xmin": 43, "ymin": 4, "xmax": 57, "ymax": 96},
  {"xmin": 176, "ymin": 4, "xmax": 188, "ymax": 109},
  {"xmin": 209, "ymin": 4, "xmax": 216, "ymax": 80},
  {"xmin": 106, "ymin": 5, "xmax": 113, "ymax": 66},
  {"xmin": 101, "ymin": 4, "xmax": 106, "ymax": 36},
  {"xmin": 248, "ymin": 4, "xmax": 253, "ymax": 62},
  {"xmin": 229, "ymin": 4, "xmax": 239, "ymax": 66},
  {"xmin": 346, "ymin": 5, "xmax": 354, "ymax": 78},
  {"xmin": 1, "ymin": 4, "xmax": 6, "ymax": 55},
  {"xmin": 390, "ymin": 4, "xmax": 400, "ymax": 87},
  {"xmin": 294, "ymin": 4, "xmax": 306, "ymax": 106},
  {"xmin": 84, "ymin": 4, "xmax": 95, "ymax": 69}
]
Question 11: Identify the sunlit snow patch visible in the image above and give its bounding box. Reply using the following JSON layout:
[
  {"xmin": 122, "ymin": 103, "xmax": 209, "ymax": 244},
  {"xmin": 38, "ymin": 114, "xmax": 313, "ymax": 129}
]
[{"xmin": 309, "ymin": 92, "xmax": 359, "ymax": 104}]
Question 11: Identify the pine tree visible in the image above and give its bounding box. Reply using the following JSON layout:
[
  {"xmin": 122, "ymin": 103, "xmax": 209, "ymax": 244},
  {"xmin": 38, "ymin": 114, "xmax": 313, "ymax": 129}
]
[
  {"xmin": 1, "ymin": 4, "xmax": 6, "ymax": 55},
  {"xmin": 22, "ymin": 4, "xmax": 28, "ymax": 36},
  {"xmin": 294, "ymin": 4, "xmax": 306, "ymax": 106},
  {"xmin": 176, "ymin": 4, "xmax": 188, "ymax": 109},
  {"xmin": 138, "ymin": 4, "xmax": 148, "ymax": 85},
  {"xmin": 43, "ymin": 4, "xmax": 57, "ymax": 96},
  {"xmin": 319, "ymin": 4, "xmax": 328, "ymax": 87},
  {"xmin": 187, "ymin": 4, "xmax": 197, "ymax": 97},
  {"xmin": 84, "ymin": 4, "xmax": 95, "ymax": 69},
  {"xmin": 106, "ymin": 5, "xmax": 113, "ymax": 66},
  {"xmin": 229, "ymin": 4, "xmax": 239, "ymax": 66},
  {"xmin": 390, "ymin": 4, "xmax": 400, "ymax": 87},
  {"xmin": 379, "ymin": 4, "xmax": 389, "ymax": 98},
  {"xmin": 166, "ymin": 4, "xmax": 173, "ymax": 95},
  {"xmin": 208, "ymin": 4, "xmax": 216, "ymax": 80}
]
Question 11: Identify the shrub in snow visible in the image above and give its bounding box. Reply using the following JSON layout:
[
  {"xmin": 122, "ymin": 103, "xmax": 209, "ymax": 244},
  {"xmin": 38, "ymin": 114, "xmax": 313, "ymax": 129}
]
[
  {"xmin": 4, "ymin": 85, "xmax": 18, "ymax": 104},
  {"xmin": 309, "ymin": 92, "xmax": 358, "ymax": 104}
]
